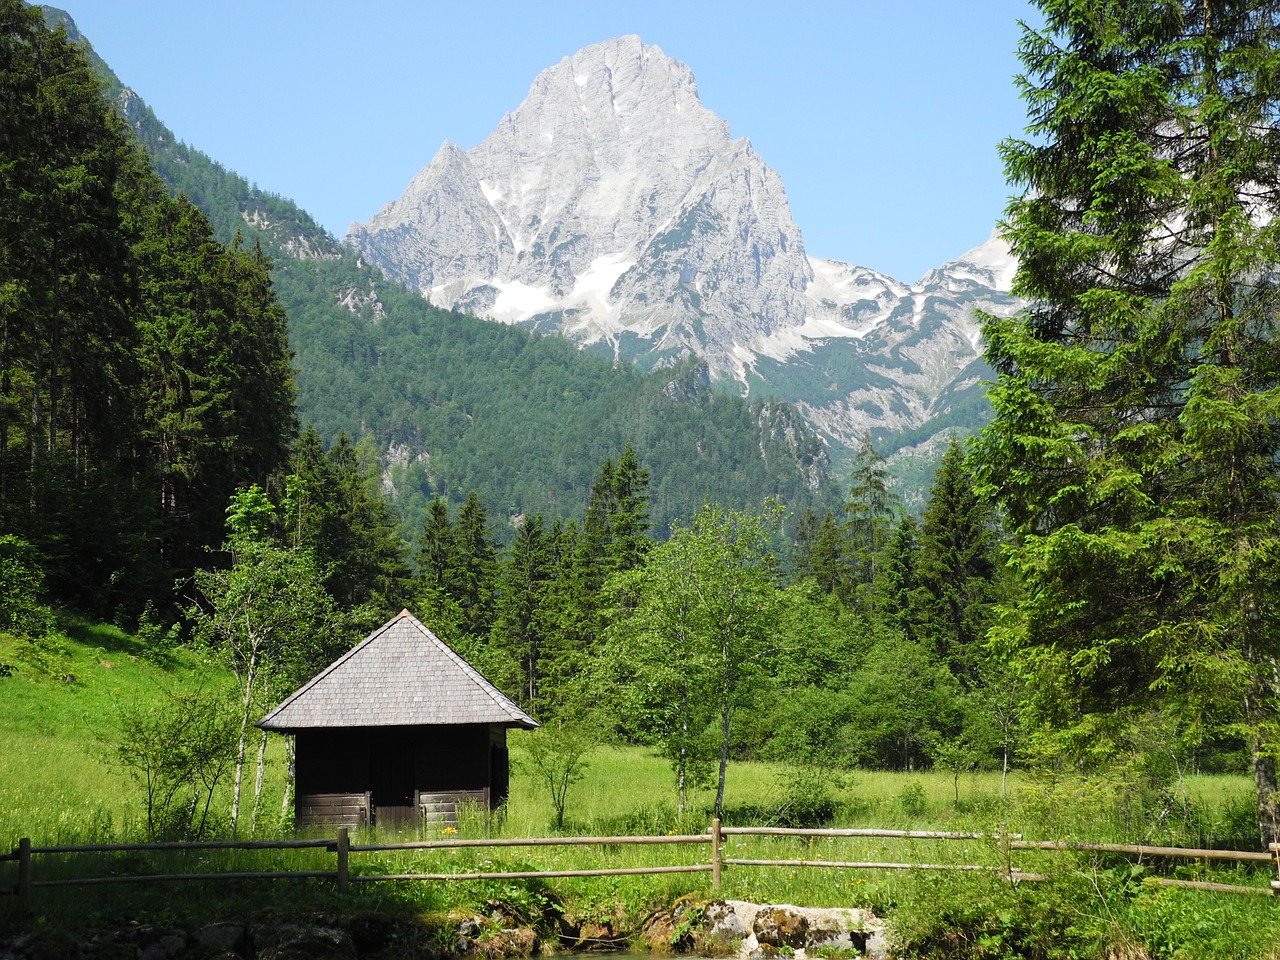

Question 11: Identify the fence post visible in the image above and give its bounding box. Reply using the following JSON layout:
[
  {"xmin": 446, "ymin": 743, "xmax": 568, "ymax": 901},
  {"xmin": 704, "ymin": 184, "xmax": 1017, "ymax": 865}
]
[
  {"xmin": 1271, "ymin": 842, "xmax": 1279, "ymax": 896},
  {"xmin": 16, "ymin": 838, "xmax": 31, "ymax": 910},
  {"xmin": 336, "ymin": 828, "xmax": 349, "ymax": 895},
  {"xmin": 999, "ymin": 823, "xmax": 1012, "ymax": 884},
  {"xmin": 711, "ymin": 818, "xmax": 722, "ymax": 890}
]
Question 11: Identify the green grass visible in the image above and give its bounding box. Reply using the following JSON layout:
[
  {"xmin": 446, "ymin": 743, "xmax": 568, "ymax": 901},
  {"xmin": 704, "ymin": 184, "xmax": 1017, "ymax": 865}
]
[{"xmin": 2, "ymin": 621, "xmax": 1277, "ymax": 958}]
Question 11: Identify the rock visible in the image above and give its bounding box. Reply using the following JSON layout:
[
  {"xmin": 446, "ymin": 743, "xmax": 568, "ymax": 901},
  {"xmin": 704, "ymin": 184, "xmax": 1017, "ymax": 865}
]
[
  {"xmin": 194, "ymin": 922, "xmax": 248, "ymax": 956},
  {"xmin": 703, "ymin": 900, "xmax": 748, "ymax": 939},
  {"xmin": 456, "ymin": 914, "xmax": 486, "ymax": 940},
  {"xmin": 343, "ymin": 36, "xmax": 1024, "ymax": 467},
  {"xmin": 464, "ymin": 926, "xmax": 540, "ymax": 959},
  {"xmin": 636, "ymin": 909, "xmax": 686, "ymax": 953},
  {"xmin": 253, "ymin": 923, "xmax": 356, "ymax": 960},
  {"xmin": 556, "ymin": 905, "xmax": 630, "ymax": 951},
  {"xmin": 344, "ymin": 913, "xmax": 403, "ymax": 955},
  {"xmin": 752, "ymin": 907, "xmax": 808, "ymax": 950},
  {"xmin": 138, "ymin": 933, "xmax": 187, "ymax": 960}
]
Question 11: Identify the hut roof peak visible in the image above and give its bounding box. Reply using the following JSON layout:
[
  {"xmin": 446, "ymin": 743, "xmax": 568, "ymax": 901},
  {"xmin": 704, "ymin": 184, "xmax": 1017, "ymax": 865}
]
[{"xmin": 257, "ymin": 611, "xmax": 538, "ymax": 732}]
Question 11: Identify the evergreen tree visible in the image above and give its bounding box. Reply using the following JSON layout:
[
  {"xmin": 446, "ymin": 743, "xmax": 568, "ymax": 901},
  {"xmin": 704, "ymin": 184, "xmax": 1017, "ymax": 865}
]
[
  {"xmin": 0, "ymin": 3, "xmax": 147, "ymax": 610},
  {"xmin": 411, "ymin": 497, "xmax": 466, "ymax": 636},
  {"xmin": 491, "ymin": 514, "xmax": 556, "ymax": 712},
  {"xmin": 415, "ymin": 497, "xmax": 458, "ymax": 592},
  {"xmin": 285, "ymin": 429, "xmax": 408, "ymax": 619},
  {"xmin": 453, "ymin": 490, "xmax": 498, "ymax": 637},
  {"xmin": 792, "ymin": 508, "xmax": 850, "ymax": 598},
  {"xmin": 610, "ymin": 443, "xmax": 652, "ymax": 573},
  {"xmin": 972, "ymin": 0, "xmax": 1280, "ymax": 844},
  {"xmin": 915, "ymin": 438, "xmax": 998, "ymax": 682},
  {"xmin": 844, "ymin": 433, "xmax": 900, "ymax": 593},
  {"xmin": 0, "ymin": 3, "xmax": 297, "ymax": 613},
  {"xmin": 581, "ymin": 443, "xmax": 652, "ymax": 581},
  {"xmin": 875, "ymin": 514, "xmax": 922, "ymax": 643}
]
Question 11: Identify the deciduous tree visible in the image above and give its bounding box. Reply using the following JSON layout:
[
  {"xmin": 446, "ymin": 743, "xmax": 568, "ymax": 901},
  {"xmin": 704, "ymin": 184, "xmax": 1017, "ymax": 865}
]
[{"xmin": 605, "ymin": 503, "xmax": 784, "ymax": 816}]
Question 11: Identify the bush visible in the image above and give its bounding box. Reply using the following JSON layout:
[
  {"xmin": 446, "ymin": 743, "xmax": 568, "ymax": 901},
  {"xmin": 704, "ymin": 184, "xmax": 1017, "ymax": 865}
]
[{"xmin": 896, "ymin": 781, "xmax": 927, "ymax": 817}]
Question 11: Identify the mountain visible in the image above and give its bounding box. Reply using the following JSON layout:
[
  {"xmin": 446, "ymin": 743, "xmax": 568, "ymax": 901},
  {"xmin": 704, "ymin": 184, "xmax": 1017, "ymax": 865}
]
[
  {"xmin": 45, "ymin": 10, "xmax": 837, "ymax": 536},
  {"xmin": 346, "ymin": 36, "xmax": 1022, "ymax": 476}
]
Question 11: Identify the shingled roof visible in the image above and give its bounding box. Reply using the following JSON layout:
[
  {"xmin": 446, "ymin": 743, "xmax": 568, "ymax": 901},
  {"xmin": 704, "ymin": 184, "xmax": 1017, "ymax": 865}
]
[{"xmin": 258, "ymin": 610, "xmax": 537, "ymax": 731}]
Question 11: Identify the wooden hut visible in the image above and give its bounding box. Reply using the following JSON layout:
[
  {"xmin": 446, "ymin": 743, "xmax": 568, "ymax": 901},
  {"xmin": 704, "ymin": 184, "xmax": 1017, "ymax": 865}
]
[{"xmin": 258, "ymin": 609, "xmax": 537, "ymax": 830}]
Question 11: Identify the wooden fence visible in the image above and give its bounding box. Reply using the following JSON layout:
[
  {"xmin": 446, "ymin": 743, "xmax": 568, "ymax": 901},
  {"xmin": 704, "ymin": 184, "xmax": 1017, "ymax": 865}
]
[{"xmin": 4, "ymin": 823, "xmax": 1279, "ymax": 907}]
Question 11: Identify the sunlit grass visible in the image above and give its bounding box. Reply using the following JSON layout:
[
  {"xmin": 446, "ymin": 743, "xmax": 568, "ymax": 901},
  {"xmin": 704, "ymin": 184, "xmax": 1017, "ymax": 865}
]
[{"xmin": 0, "ymin": 620, "xmax": 1270, "ymax": 954}]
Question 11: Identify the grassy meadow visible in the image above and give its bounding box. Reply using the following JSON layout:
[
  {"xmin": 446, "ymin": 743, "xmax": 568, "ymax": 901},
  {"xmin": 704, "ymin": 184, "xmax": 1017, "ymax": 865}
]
[{"xmin": 2, "ymin": 621, "xmax": 1278, "ymax": 958}]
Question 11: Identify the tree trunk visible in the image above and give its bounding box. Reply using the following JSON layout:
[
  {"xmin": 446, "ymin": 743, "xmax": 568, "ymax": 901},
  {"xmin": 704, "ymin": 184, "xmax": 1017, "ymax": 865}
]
[
  {"xmin": 1253, "ymin": 744, "xmax": 1279, "ymax": 850},
  {"xmin": 250, "ymin": 728, "xmax": 269, "ymax": 836},
  {"xmin": 1245, "ymin": 651, "xmax": 1280, "ymax": 849},
  {"xmin": 714, "ymin": 698, "xmax": 730, "ymax": 818},
  {"xmin": 230, "ymin": 709, "xmax": 248, "ymax": 837},
  {"xmin": 230, "ymin": 652, "xmax": 258, "ymax": 837},
  {"xmin": 281, "ymin": 735, "xmax": 295, "ymax": 821}
]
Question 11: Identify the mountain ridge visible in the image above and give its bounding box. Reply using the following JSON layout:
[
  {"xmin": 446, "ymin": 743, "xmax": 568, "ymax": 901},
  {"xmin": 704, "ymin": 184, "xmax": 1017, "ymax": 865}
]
[
  {"xmin": 345, "ymin": 35, "xmax": 1021, "ymax": 473},
  {"xmin": 42, "ymin": 10, "xmax": 838, "ymax": 533}
]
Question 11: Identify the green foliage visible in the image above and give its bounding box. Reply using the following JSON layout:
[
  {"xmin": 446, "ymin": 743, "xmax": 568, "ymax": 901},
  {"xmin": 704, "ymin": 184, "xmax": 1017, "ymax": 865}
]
[
  {"xmin": 522, "ymin": 721, "xmax": 594, "ymax": 832},
  {"xmin": 913, "ymin": 438, "xmax": 999, "ymax": 683},
  {"xmin": 843, "ymin": 433, "xmax": 900, "ymax": 595},
  {"xmin": 115, "ymin": 685, "xmax": 238, "ymax": 840},
  {"xmin": 190, "ymin": 489, "xmax": 353, "ymax": 835},
  {"xmin": 0, "ymin": 534, "xmax": 54, "ymax": 637},
  {"xmin": 1124, "ymin": 882, "xmax": 1280, "ymax": 960},
  {"xmin": 895, "ymin": 781, "xmax": 927, "ymax": 818},
  {"xmin": 890, "ymin": 871, "xmax": 1109, "ymax": 960},
  {"xmin": 285, "ymin": 428, "xmax": 409, "ymax": 618},
  {"xmin": 0, "ymin": 4, "xmax": 295, "ymax": 617},
  {"xmin": 973, "ymin": 0, "xmax": 1280, "ymax": 845},
  {"xmin": 605, "ymin": 502, "xmax": 785, "ymax": 816}
]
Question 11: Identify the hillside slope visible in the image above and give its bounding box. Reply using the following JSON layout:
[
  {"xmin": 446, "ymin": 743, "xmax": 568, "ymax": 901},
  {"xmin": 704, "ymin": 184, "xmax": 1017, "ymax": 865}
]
[{"xmin": 49, "ymin": 10, "xmax": 838, "ymax": 533}]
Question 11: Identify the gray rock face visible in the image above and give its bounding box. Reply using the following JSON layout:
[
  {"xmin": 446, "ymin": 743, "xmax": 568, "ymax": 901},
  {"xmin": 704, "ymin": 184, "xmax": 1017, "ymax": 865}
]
[
  {"xmin": 346, "ymin": 36, "xmax": 1022, "ymax": 460},
  {"xmin": 347, "ymin": 35, "xmax": 813, "ymax": 374}
]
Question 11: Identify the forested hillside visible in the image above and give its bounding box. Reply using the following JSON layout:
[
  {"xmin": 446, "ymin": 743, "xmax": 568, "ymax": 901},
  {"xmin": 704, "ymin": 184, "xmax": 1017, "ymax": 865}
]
[
  {"xmin": 49, "ymin": 8, "xmax": 836, "ymax": 538},
  {"xmin": 1, "ymin": 4, "xmax": 295, "ymax": 618}
]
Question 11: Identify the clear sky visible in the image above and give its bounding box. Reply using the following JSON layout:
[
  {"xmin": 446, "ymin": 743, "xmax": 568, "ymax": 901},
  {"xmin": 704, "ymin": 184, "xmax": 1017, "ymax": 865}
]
[{"xmin": 62, "ymin": 0, "xmax": 1039, "ymax": 284}]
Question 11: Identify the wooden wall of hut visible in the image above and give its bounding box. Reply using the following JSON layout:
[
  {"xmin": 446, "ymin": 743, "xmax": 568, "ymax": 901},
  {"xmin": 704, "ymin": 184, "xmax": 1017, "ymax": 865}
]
[{"xmin": 293, "ymin": 723, "xmax": 511, "ymax": 828}]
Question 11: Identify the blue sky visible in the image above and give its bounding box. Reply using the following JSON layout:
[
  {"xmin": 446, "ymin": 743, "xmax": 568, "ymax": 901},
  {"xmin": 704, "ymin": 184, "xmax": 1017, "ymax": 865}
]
[{"xmin": 64, "ymin": 1, "xmax": 1038, "ymax": 283}]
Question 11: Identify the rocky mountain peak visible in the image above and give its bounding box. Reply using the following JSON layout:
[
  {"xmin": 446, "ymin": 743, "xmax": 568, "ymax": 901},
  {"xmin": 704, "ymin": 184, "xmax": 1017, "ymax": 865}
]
[{"xmin": 345, "ymin": 37, "xmax": 1022, "ymax": 468}]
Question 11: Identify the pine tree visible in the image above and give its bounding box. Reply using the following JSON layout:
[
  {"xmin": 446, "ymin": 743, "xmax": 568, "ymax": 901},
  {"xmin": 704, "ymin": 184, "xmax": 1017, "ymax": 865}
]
[
  {"xmin": 915, "ymin": 438, "xmax": 997, "ymax": 682},
  {"xmin": 416, "ymin": 497, "xmax": 458, "ymax": 592},
  {"xmin": 492, "ymin": 514, "xmax": 555, "ymax": 712},
  {"xmin": 610, "ymin": 443, "xmax": 652, "ymax": 572},
  {"xmin": 844, "ymin": 433, "xmax": 899, "ymax": 594},
  {"xmin": 875, "ymin": 514, "xmax": 922, "ymax": 643},
  {"xmin": 972, "ymin": 0, "xmax": 1280, "ymax": 845},
  {"xmin": 582, "ymin": 443, "xmax": 652, "ymax": 581},
  {"xmin": 285, "ymin": 430, "xmax": 408, "ymax": 618},
  {"xmin": 792, "ymin": 508, "xmax": 850, "ymax": 598},
  {"xmin": 453, "ymin": 490, "xmax": 498, "ymax": 637}
]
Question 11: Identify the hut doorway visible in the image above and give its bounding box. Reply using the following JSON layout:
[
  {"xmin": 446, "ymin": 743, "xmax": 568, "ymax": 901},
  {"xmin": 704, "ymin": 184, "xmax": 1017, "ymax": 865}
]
[{"xmin": 370, "ymin": 739, "xmax": 417, "ymax": 827}]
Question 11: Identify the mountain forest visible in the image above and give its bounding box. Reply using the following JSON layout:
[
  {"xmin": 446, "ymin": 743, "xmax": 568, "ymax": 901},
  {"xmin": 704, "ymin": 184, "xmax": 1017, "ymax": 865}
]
[{"xmin": 4, "ymin": 0, "xmax": 1280, "ymax": 906}]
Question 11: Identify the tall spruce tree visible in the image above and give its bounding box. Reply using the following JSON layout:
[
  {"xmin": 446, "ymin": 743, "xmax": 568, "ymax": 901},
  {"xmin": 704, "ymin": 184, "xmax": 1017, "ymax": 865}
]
[
  {"xmin": 285, "ymin": 430, "xmax": 408, "ymax": 619},
  {"xmin": 582, "ymin": 443, "xmax": 652, "ymax": 581},
  {"xmin": 492, "ymin": 514, "xmax": 555, "ymax": 712},
  {"xmin": 915, "ymin": 438, "xmax": 998, "ymax": 683},
  {"xmin": 844, "ymin": 433, "xmax": 899, "ymax": 594},
  {"xmin": 453, "ymin": 490, "xmax": 498, "ymax": 637},
  {"xmin": 792, "ymin": 508, "xmax": 851, "ymax": 598},
  {"xmin": 973, "ymin": 0, "xmax": 1280, "ymax": 844}
]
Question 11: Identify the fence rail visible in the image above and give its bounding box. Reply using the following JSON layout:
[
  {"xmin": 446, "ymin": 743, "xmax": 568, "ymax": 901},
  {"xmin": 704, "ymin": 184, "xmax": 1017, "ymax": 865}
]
[{"xmin": 4, "ymin": 822, "xmax": 1278, "ymax": 906}]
